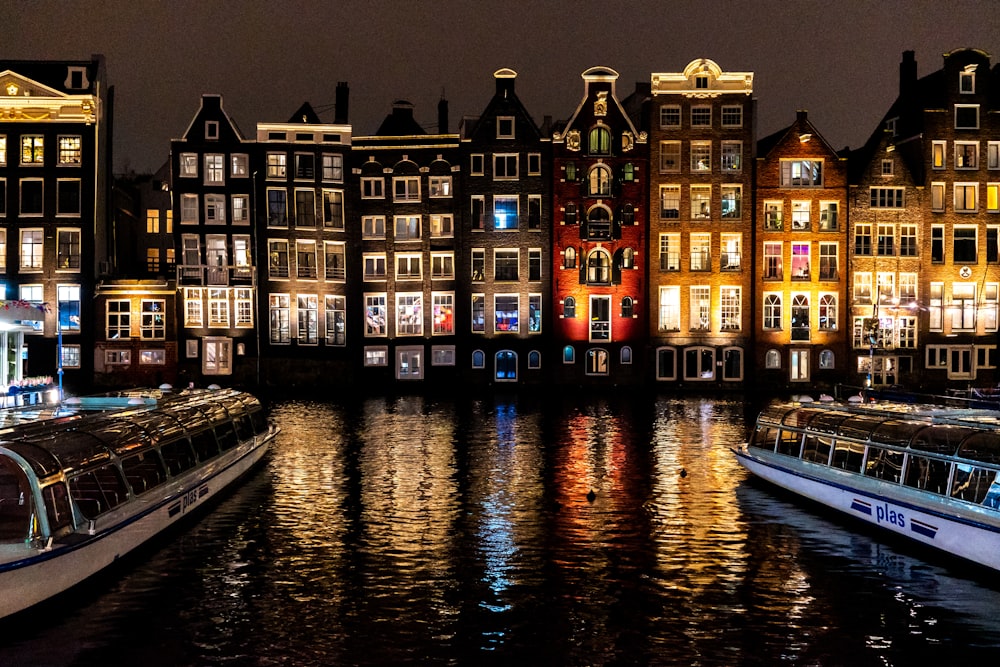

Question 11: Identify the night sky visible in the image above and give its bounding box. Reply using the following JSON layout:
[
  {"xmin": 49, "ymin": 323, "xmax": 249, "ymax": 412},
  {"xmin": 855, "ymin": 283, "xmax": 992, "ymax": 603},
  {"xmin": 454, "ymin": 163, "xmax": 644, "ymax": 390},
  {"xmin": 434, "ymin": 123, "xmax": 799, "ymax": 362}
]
[{"xmin": 6, "ymin": 0, "xmax": 1000, "ymax": 174}]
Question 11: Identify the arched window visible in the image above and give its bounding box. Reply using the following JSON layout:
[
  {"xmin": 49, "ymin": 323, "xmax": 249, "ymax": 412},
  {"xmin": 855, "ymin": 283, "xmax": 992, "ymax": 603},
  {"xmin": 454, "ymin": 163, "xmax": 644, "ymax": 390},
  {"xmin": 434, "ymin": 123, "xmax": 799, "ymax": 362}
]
[
  {"xmin": 589, "ymin": 126, "xmax": 611, "ymax": 155},
  {"xmin": 528, "ymin": 350, "xmax": 541, "ymax": 369},
  {"xmin": 622, "ymin": 247, "xmax": 635, "ymax": 269},
  {"xmin": 563, "ymin": 345, "xmax": 575, "ymax": 363},
  {"xmin": 621, "ymin": 296, "xmax": 634, "ymax": 318},
  {"xmin": 622, "ymin": 163, "xmax": 635, "ymax": 181},
  {"xmin": 723, "ymin": 347, "xmax": 743, "ymax": 381},
  {"xmin": 563, "ymin": 296, "xmax": 576, "ymax": 318},
  {"xmin": 472, "ymin": 349, "xmax": 485, "ymax": 369},
  {"xmin": 496, "ymin": 350, "xmax": 517, "ymax": 381},
  {"xmin": 586, "ymin": 348, "xmax": 609, "ymax": 375},
  {"xmin": 765, "ymin": 348, "xmax": 781, "ymax": 369},
  {"xmin": 588, "ymin": 165, "xmax": 612, "ymax": 196},
  {"xmin": 763, "ymin": 294, "xmax": 782, "ymax": 330},
  {"xmin": 791, "ymin": 294, "xmax": 810, "ymax": 341},
  {"xmin": 684, "ymin": 346, "xmax": 716, "ymax": 380},
  {"xmin": 621, "ymin": 203, "xmax": 635, "ymax": 224},
  {"xmin": 819, "ymin": 349, "xmax": 835, "ymax": 369},
  {"xmin": 621, "ymin": 346, "xmax": 633, "ymax": 364},
  {"xmin": 564, "ymin": 246, "xmax": 576, "ymax": 269},
  {"xmin": 587, "ymin": 249, "xmax": 611, "ymax": 284},
  {"xmin": 586, "ymin": 205, "xmax": 612, "ymax": 240},
  {"xmin": 819, "ymin": 294, "xmax": 838, "ymax": 331}
]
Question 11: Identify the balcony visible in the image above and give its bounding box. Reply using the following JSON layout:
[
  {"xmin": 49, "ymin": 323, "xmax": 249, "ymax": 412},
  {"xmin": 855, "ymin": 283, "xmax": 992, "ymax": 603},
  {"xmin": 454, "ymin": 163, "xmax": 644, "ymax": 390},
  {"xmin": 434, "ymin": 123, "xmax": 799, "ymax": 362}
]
[{"xmin": 177, "ymin": 264, "xmax": 256, "ymax": 287}]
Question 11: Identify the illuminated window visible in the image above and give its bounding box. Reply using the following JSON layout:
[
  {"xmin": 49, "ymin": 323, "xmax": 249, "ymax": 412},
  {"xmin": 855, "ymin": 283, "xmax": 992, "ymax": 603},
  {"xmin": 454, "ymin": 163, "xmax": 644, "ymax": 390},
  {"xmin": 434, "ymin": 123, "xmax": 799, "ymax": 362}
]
[
  {"xmin": 204, "ymin": 154, "xmax": 224, "ymax": 184},
  {"xmin": 268, "ymin": 239, "xmax": 289, "ymax": 278},
  {"xmin": 660, "ymin": 185, "xmax": 680, "ymax": 220},
  {"xmin": 266, "ymin": 152, "xmax": 287, "ymax": 178},
  {"xmin": 763, "ymin": 294, "xmax": 782, "ymax": 330},
  {"xmin": 955, "ymin": 183, "xmax": 978, "ymax": 212},
  {"xmin": 791, "ymin": 201, "xmax": 810, "ymax": 230},
  {"xmin": 324, "ymin": 242, "xmax": 346, "ymax": 281},
  {"xmin": 780, "ymin": 160, "xmax": 822, "ymax": 186},
  {"xmin": 791, "ymin": 295, "xmax": 810, "ymax": 341},
  {"xmin": 721, "ymin": 185, "xmax": 741, "ymax": 219},
  {"xmin": 932, "ymin": 141, "xmax": 946, "ymax": 169},
  {"xmin": 140, "ymin": 299, "xmax": 164, "ymax": 339},
  {"xmin": 690, "ymin": 286, "xmax": 710, "ymax": 330},
  {"xmin": 232, "ymin": 195, "xmax": 249, "ymax": 224},
  {"xmin": 818, "ymin": 294, "xmax": 837, "ymax": 331},
  {"xmin": 269, "ymin": 294, "xmax": 290, "ymax": 343},
  {"xmin": 589, "ymin": 127, "xmax": 611, "ymax": 154},
  {"xmin": 296, "ymin": 241, "xmax": 317, "ymax": 279},
  {"xmin": 208, "ymin": 289, "xmax": 230, "ymax": 328},
  {"xmin": 690, "ymin": 141, "xmax": 711, "ymax": 171},
  {"xmin": 763, "ymin": 242, "xmax": 782, "ymax": 280},
  {"xmin": 764, "ymin": 201, "xmax": 783, "ymax": 230},
  {"xmin": 956, "ymin": 142, "xmax": 979, "ymax": 169},
  {"xmin": 791, "ymin": 243, "xmax": 810, "ymax": 280},
  {"xmin": 58, "ymin": 136, "xmax": 81, "ymax": 165},
  {"xmin": 21, "ymin": 136, "xmax": 43, "ymax": 165},
  {"xmin": 690, "ymin": 233, "xmax": 710, "ymax": 271},
  {"xmin": 472, "ymin": 295, "xmax": 485, "ymax": 332},
  {"xmin": 20, "ymin": 229, "xmax": 43, "ymax": 270},
  {"xmin": 495, "ymin": 294, "xmax": 519, "ymax": 333},
  {"xmin": 59, "ymin": 285, "xmax": 81, "ymax": 332},
  {"xmin": 720, "ymin": 287, "xmax": 741, "ymax": 330},
  {"xmin": 297, "ymin": 295, "xmax": 318, "ymax": 344},
  {"xmin": 322, "ymin": 154, "xmax": 343, "ymax": 181},
  {"xmin": 494, "ymin": 196, "xmax": 519, "ymax": 229},
  {"xmin": 231, "ymin": 154, "xmax": 249, "ymax": 177},
  {"xmin": 396, "ymin": 293, "xmax": 423, "ymax": 336},
  {"xmin": 721, "ymin": 141, "xmax": 741, "ymax": 172},
  {"xmin": 529, "ymin": 295, "xmax": 541, "ymax": 333},
  {"xmin": 588, "ymin": 165, "xmax": 611, "ymax": 196},
  {"xmin": 0, "ymin": 136, "xmax": 6, "ymax": 165},
  {"xmin": 691, "ymin": 185, "xmax": 710, "ymax": 219},
  {"xmin": 428, "ymin": 176, "xmax": 452, "ymax": 198},
  {"xmin": 931, "ymin": 182, "xmax": 945, "ymax": 211},
  {"xmin": 819, "ymin": 242, "xmax": 837, "ymax": 280},
  {"xmin": 325, "ymin": 295, "xmax": 346, "ymax": 345},
  {"xmin": 819, "ymin": 202, "xmax": 838, "ymax": 230},
  {"xmin": 433, "ymin": 293, "xmax": 454, "ymax": 335},
  {"xmin": 205, "ymin": 194, "xmax": 226, "ymax": 224},
  {"xmin": 61, "ymin": 345, "xmax": 81, "ymax": 369}
]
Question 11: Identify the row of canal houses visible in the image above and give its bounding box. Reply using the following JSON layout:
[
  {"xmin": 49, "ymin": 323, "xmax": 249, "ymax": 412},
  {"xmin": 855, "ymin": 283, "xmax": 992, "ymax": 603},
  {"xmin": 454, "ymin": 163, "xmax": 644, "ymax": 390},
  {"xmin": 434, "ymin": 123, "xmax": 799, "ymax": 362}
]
[{"xmin": 1, "ymin": 49, "xmax": 998, "ymax": 394}]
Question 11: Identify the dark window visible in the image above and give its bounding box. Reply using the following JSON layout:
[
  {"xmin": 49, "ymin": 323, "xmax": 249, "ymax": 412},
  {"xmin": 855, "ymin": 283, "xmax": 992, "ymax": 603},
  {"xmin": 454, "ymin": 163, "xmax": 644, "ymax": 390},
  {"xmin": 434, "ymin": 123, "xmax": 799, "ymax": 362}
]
[
  {"xmin": 954, "ymin": 228, "xmax": 977, "ymax": 263},
  {"xmin": 931, "ymin": 227, "xmax": 944, "ymax": 263}
]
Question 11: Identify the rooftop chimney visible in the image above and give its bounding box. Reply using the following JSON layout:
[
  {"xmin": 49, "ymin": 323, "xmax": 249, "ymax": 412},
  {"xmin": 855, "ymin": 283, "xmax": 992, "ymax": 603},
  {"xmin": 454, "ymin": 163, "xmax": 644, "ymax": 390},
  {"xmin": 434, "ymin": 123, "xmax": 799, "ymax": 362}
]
[
  {"xmin": 334, "ymin": 81, "xmax": 349, "ymax": 124},
  {"xmin": 900, "ymin": 51, "xmax": 917, "ymax": 99},
  {"xmin": 438, "ymin": 97, "xmax": 448, "ymax": 134}
]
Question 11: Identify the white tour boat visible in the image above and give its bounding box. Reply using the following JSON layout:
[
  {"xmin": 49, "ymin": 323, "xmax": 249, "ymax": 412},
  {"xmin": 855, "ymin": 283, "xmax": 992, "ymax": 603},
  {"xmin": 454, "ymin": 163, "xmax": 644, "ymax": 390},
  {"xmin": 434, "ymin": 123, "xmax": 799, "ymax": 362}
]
[
  {"xmin": 0, "ymin": 385, "xmax": 277, "ymax": 618},
  {"xmin": 734, "ymin": 399, "xmax": 1000, "ymax": 573}
]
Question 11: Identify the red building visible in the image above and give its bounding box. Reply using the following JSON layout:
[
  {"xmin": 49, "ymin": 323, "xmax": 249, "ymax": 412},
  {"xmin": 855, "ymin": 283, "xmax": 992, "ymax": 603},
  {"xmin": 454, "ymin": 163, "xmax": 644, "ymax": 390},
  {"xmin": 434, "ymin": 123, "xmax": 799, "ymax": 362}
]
[{"xmin": 551, "ymin": 67, "xmax": 648, "ymax": 383}]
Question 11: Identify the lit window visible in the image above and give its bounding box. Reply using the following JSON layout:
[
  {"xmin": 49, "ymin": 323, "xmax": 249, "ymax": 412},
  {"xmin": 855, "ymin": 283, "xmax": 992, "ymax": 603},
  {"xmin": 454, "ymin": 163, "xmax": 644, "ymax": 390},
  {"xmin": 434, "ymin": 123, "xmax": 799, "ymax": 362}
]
[
  {"xmin": 58, "ymin": 136, "xmax": 81, "ymax": 165},
  {"xmin": 266, "ymin": 153, "xmax": 287, "ymax": 178},
  {"xmin": 780, "ymin": 160, "xmax": 822, "ymax": 186},
  {"xmin": 59, "ymin": 285, "xmax": 81, "ymax": 331},
  {"xmin": 21, "ymin": 136, "xmax": 43, "ymax": 165}
]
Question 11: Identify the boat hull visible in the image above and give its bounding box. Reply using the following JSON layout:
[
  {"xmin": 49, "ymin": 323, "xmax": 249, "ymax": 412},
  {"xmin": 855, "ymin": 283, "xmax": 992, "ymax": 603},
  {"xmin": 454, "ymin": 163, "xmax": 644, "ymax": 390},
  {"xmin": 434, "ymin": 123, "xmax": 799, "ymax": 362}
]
[
  {"xmin": 734, "ymin": 445, "xmax": 1000, "ymax": 572},
  {"xmin": 0, "ymin": 431, "xmax": 273, "ymax": 618}
]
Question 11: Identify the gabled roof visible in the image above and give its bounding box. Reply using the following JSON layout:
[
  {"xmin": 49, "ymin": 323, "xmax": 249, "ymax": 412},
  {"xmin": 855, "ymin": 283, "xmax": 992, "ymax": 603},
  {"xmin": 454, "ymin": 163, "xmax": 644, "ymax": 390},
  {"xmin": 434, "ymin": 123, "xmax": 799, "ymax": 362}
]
[
  {"xmin": 465, "ymin": 68, "xmax": 541, "ymax": 142},
  {"xmin": 756, "ymin": 110, "xmax": 841, "ymax": 161},
  {"xmin": 177, "ymin": 94, "xmax": 246, "ymax": 143},
  {"xmin": 556, "ymin": 66, "xmax": 643, "ymax": 142},
  {"xmin": 288, "ymin": 102, "xmax": 322, "ymax": 124},
  {"xmin": 374, "ymin": 100, "xmax": 426, "ymax": 136}
]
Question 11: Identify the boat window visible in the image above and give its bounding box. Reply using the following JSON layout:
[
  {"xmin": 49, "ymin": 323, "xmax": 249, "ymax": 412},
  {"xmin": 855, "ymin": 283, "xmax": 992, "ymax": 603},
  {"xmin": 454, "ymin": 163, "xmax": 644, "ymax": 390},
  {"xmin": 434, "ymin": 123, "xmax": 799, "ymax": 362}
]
[
  {"xmin": 864, "ymin": 446, "xmax": 903, "ymax": 483},
  {"xmin": 120, "ymin": 451, "xmax": 167, "ymax": 495},
  {"xmin": 69, "ymin": 465, "xmax": 129, "ymax": 519},
  {"xmin": 750, "ymin": 426, "xmax": 779, "ymax": 451},
  {"xmin": 902, "ymin": 455, "xmax": 950, "ymax": 495},
  {"xmin": 801, "ymin": 435, "xmax": 833, "ymax": 464},
  {"xmin": 190, "ymin": 430, "xmax": 220, "ymax": 462},
  {"xmin": 4, "ymin": 441, "xmax": 64, "ymax": 478},
  {"xmin": 957, "ymin": 432, "xmax": 1000, "ymax": 465},
  {"xmin": 160, "ymin": 438, "xmax": 197, "ymax": 476},
  {"xmin": 837, "ymin": 415, "xmax": 890, "ymax": 443},
  {"xmin": 870, "ymin": 420, "xmax": 926, "ymax": 448},
  {"xmin": 910, "ymin": 426, "xmax": 970, "ymax": 456},
  {"xmin": 831, "ymin": 440, "xmax": 865, "ymax": 472},
  {"xmin": 233, "ymin": 414, "xmax": 253, "ymax": 442},
  {"xmin": 0, "ymin": 456, "xmax": 32, "ymax": 541},
  {"xmin": 250, "ymin": 409, "xmax": 268, "ymax": 435},
  {"xmin": 776, "ymin": 430, "xmax": 802, "ymax": 457},
  {"xmin": 951, "ymin": 463, "xmax": 1000, "ymax": 505},
  {"xmin": 781, "ymin": 408, "xmax": 828, "ymax": 430},
  {"xmin": 806, "ymin": 412, "xmax": 850, "ymax": 434},
  {"xmin": 42, "ymin": 481, "xmax": 72, "ymax": 534},
  {"xmin": 215, "ymin": 423, "xmax": 238, "ymax": 451}
]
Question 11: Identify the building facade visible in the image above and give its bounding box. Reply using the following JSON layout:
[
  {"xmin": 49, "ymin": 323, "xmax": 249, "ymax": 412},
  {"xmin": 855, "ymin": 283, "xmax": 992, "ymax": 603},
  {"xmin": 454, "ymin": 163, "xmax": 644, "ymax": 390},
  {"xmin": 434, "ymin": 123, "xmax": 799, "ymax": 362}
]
[
  {"xmin": 855, "ymin": 49, "xmax": 1000, "ymax": 391},
  {"xmin": 0, "ymin": 57, "xmax": 110, "ymax": 393},
  {"xmin": 754, "ymin": 111, "xmax": 849, "ymax": 390},
  {"xmin": 648, "ymin": 59, "xmax": 755, "ymax": 387},
  {"xmin": 459, "ymin": 68, "xmax": 550, "ymax": 385},
  {"xmin": 353, "ymin": 100, "xmax": 462, "ymax": 385},
  {"xmin": 551, "ymin": 67, "xmax": 648, "ymax": 384},
  {"xmin": 258, "ymin": 95, "xmax": 353, "ymax": 387}
]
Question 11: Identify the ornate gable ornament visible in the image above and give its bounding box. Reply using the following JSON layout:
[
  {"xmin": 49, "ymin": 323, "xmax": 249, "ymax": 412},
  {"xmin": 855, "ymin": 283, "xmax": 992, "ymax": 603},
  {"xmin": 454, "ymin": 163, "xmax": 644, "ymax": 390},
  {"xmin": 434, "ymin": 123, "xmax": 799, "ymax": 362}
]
[{"xmin": 594, "ymin": 91, "xmax": 608, "ymax": 117}]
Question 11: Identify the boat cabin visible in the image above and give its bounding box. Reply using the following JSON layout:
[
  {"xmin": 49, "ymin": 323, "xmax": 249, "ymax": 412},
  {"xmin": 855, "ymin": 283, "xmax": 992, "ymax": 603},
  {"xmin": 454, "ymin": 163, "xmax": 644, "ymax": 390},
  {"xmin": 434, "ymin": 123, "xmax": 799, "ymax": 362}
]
[{"xmin": 750, "ymin": 403, "xmax": 1000, "ymax": 509}]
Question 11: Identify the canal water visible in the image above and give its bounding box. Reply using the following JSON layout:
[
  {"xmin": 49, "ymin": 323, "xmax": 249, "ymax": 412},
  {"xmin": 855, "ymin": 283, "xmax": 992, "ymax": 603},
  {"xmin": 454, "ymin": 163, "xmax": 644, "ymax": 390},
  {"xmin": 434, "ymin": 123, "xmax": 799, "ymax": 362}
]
[{"xmin": 3, "ymin": 393, "xmax": 1000, "ymax": 666}]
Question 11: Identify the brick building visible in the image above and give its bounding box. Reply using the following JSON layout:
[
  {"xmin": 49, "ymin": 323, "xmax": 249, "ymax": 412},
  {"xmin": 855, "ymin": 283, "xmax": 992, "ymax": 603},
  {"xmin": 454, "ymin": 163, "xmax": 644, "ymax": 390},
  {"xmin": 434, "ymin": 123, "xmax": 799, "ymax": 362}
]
[
  {"xmin": 648, "ymin": 59, "xmax": 755, "ymax": 386},
  {"xmin": 754, "ymin": 111, "xmax": 849, "ymax": 390}
]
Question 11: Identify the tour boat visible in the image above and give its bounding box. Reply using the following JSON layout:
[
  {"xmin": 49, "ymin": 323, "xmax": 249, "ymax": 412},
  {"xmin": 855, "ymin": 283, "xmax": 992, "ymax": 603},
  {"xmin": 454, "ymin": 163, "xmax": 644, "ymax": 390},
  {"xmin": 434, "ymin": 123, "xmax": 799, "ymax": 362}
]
[
  {"xmin": 734, "ymin": 399, "xmax": 1000, "ymax": 573},
  {"xmin": 0, "ymin": 385, "xmax": 277, "ymax": 618}
]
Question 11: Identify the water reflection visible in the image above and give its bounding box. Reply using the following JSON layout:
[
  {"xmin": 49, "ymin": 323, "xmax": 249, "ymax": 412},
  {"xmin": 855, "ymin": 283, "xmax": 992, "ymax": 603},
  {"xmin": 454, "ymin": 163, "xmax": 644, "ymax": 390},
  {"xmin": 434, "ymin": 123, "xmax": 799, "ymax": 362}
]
[{"xmin": 2, "ymin": 394, "xmax": 1000, "ymax": 666}]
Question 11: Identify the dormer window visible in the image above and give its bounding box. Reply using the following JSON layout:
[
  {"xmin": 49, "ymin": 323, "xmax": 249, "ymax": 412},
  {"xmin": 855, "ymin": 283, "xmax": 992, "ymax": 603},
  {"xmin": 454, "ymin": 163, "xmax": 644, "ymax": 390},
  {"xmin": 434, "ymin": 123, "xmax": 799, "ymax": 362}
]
[
  {"xmin": 65, "ymin": 66, "xmax": 87, "ymax": 90},
  {"xmin": 695, "ymin": 75, "xmax": 708, "ymax": 89},
  {"xmin": 205, "ymin": 121, "xmax": 219, "ymax": 140}
]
